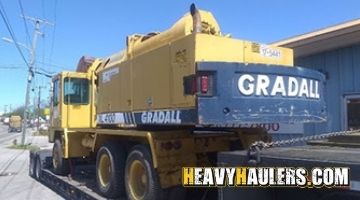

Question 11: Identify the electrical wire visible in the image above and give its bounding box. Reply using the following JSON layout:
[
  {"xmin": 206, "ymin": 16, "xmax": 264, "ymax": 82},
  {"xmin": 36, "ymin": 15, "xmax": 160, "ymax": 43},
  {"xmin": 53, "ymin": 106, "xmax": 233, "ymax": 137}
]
[
  {"xmin": 0, "ymin": 66, "xmax": 23, "ymax": 69},
  {"xmin": 37, "ymin": 67, "xmax": 55, "ymax": 75},
  {"xmin": 0, "ymin": 63, "xmax": 25, "ymax": 68},
  {"xmin": 41, "ymin": 0, "xmax": 45, "ymax": 19},
  {"xmin": 34, "ymin": 70, "xmax": 52, "ymax": 78},
  {"xmin": 18, "ymin": 0, "xmax": 31, "ymax": 46},
  {"xmin": 49, "ymin": 0, "xmax": 57, "ymax": 66},
  {"xmin": 0, "ymin": 0, "xmax": 30, "ymax": 68},
  {"xmin": 41, "ymin": 0, "xmax": 46, "ymax": 87},
  {"xmin": 36, "ymin": 60, "xmax": 67, "ymax": 70}
]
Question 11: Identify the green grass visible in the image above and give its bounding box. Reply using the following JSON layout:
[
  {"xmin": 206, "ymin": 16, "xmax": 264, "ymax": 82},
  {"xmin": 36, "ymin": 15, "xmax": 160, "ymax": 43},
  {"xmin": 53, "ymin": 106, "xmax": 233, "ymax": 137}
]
[
  {"xmin": 32, "ymin": 130, "xmax": 48, "ymax": 136},
  {"xmin": 7, "ymin": 144, "xmax": 40, "ymax": 151}
]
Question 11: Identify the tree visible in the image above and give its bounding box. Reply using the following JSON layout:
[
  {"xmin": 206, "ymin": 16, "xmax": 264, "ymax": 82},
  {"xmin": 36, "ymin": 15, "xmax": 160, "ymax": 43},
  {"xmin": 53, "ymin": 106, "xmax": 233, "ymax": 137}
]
[{"xmin": 2, "ymin": 105, "xmax": 28, "ymax": 118}]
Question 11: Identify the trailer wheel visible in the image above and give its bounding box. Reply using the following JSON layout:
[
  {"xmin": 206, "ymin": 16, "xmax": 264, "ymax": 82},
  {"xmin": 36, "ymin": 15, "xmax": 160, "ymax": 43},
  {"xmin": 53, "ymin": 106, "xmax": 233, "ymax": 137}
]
[
  {"xmin": 52, "ymin": 139, "xmax": 70, "ymax": 175},
  {"xmin": 35, "ymin": 156, "xmax": 42, "ymax": 180},
  {"xmin": 125, "ymin": 144, "xmax": 163, "ymax": 200},
  {"xmin": 29, "ymin": 154, "xmax": 36, "ymax": 178},
  {"xmin": 96, "ymin": 142, "xmax": 126, "ymax": 198}
]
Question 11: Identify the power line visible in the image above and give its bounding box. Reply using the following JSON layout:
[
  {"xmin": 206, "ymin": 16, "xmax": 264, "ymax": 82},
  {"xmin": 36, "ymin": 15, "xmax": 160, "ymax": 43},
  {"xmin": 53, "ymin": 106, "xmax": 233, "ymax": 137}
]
[
  {"xmin": 0, "ymin": 0, "xmax": 30, "ymax": 67},
  {"xmin": 36, "ymin": 60, "xmax": 67, "ymax": 70},
  {"xmin": 0, "ymin": 63, "xmax": 25, "ymax": 67},
  {"xmin": 0, "ymin": 66, "xmax": 23, "ymax": 69},
  {"xmin": 40, "ymin": 0, "xmax": 46, "ymax": 80},
  {"xmin": 41, "ymin": 0, "xmax": 45, "ymax": 19},
  {"xmin": 18, "ymin": 0, "xmax": 31, "ymax": 46},
  {"xmin": 49, "ymin": 0, "xmax": 58, "ymax": 66},
  {"xmin": 37, "ymin": 67, "xmax": 55, "ymax": 75},
  {"xmin": 34, "ymin": 70, "xmax": 52, "ymax": 78}
]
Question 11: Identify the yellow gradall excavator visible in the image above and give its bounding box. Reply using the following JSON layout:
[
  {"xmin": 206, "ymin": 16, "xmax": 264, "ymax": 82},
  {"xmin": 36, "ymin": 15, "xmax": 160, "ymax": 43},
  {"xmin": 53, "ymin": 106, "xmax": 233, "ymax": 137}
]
[{"xmin": 45, "ymin": 4, "xmax": 326, "ymax": 200}]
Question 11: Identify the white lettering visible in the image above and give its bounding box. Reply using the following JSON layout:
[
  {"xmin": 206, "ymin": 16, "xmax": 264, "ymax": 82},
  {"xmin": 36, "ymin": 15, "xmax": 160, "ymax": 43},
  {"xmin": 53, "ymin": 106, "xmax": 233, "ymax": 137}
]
[
  {"xmin": 271, "ymin": 76, "xmax": 286, "ymax": 96},
  {"xmin": 152, "ymin": 112, "xmax": 158, "ymax": 123},
  {"xmin": 164, "ymin": 111, "xmax": 170, "ymax": 123},
  {"xmin": 176, "ymin": 110, "xmax": 181, "ymax": 123},
  {"xmin": 238, "ymin": 74, "xmax": 320, "ymax": 99},
  {"xmin": 296, "ymin": 168, "xmax": 307, "ymax": 186},
  {"xmin": 213, "ymin": 168, "xmax": 226, "ymax": 186},
  {"xmin": 158, "ymin": 112, "xmax": 165, "ymax": 123},
  {"xmin": 312, "ymin": 168, "xmax": 323, "ymax": 186},
  {"xmin": 288, "ymin": 77, "xmax": 299, "ymax": 97},
  {"xmin": 256, "ymin": 75, "xmax": 270, "ymax": 96},
  {"xmin": 315, "ymin": 81, "xmax": 320, "ymax": 99},
  {"xmin": 247, "ymin": 168, "xmax": 258, "ymax": 185},
  {"xmin": 258, "ymin": 168, "xmax": 269, "ymax": 185},
  {"xmin": 141, "ymin": 112, "xmax": 147, "ymax": 123},
  {"xmin": 147, "ymin": 112, "xmax": 153, "ymax": 123},
  {"xmin": 226, "ymin": 168, "xmax": 236, "ymax": 186},
  {"xmin": 334, "ymin": 168, "xmax": 349, "ymax": 185},
  {"xmin": 277, "ymin": 167, "xmax": 285, "ymax": 185},
  {"xmin": 203, "ymin": 168, "xmax": 214, "ymax": 185},
  {"xmin": 238, "ymin": 74, "xmax": 255, "ymax": 96},
  {"xmin": 299, "ymin": 78, "xmax": 309, "ymax": 98},
  {"xmin": 309, "ymin": 80, "xmax": 315, "ymax": 98},
  {"xmin": 141, "ymin": 110, "xmax": 182, "ymax": 124},
  {"xmin": 194, "ymin": 168, "xmax": 203, "ymax": 185}
]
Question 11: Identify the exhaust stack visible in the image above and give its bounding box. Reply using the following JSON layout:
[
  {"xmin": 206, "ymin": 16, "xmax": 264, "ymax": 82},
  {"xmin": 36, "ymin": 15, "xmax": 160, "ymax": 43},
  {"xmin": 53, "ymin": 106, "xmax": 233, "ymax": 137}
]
[{"xmin": 190, "ymin": 3, "xmax": 202, "ymax": 33}]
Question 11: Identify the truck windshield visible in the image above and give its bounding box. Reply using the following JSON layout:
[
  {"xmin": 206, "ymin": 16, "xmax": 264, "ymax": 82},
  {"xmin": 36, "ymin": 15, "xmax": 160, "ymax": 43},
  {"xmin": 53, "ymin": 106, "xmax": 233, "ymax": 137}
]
[{"xmin": 63, "ymin": 77, "xmax": 89, "ymax": 104}]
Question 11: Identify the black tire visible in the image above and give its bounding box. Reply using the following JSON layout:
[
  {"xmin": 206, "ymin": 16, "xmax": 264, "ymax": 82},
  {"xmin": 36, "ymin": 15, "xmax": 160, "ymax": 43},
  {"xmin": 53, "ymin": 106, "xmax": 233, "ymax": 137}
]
[
  {"xmin": 29, "ymin": 154, "xmax": 36, "ymax": 178},
  {"xmin": 35, "ymin": 156, "xmax": 42, "ymax": 180},
  {"xmin": 125, "ymin": 144, "xmax": 163, "ymax": 200},
  {"xmin": 52, "ymin": 139, "xmax": 70, "ymax": 175},
  {"xmin": 96, "ymin": 142, "xmax": 126, "ymax": 198}
]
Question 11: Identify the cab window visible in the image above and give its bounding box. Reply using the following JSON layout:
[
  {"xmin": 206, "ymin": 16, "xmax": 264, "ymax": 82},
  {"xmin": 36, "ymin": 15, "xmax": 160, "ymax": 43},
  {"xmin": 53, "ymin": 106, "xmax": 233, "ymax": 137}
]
[
  {"xmin": 53, "ymin": 79, "xmax": 59, "ymax": 106},
  {"xmin": 63, "ymin": 77, "xmax": 89, "ymax": 104}
]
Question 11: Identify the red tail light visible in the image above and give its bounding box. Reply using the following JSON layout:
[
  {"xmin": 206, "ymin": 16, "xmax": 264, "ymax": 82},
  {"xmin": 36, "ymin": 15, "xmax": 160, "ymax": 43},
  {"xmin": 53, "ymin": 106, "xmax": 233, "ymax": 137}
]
[
  {"xmin": 184, "ymin": 72, "xmax": 214, "ymax": 96},
  {"xmin": 200, "ymin": 75, "xmax": 209, "ymax": 94}
]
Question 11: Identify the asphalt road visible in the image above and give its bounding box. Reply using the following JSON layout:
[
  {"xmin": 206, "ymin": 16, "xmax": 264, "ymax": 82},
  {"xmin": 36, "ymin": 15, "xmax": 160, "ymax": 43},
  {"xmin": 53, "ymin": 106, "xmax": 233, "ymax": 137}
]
[
  {"xmin": 0, "ymin": 124, "xmax": 22, "ymax": 144},
  {"xmin": 0, "ymin": 124, "xmax": 63, "ymax": 200}
]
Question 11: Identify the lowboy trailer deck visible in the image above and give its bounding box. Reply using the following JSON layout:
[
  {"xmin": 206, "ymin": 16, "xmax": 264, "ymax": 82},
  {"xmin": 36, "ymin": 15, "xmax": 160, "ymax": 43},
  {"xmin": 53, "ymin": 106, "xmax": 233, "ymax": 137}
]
[
  {"xmin": 30, "ymin": 149, "xmax": 118, "ymax": 200},
  {"xmin": 30, "ymin": 149, "xmax": 216, "ymax": 200},
  {"xmin": 31, "ymin": 138, "xmax": 360, "ymax": 200}
]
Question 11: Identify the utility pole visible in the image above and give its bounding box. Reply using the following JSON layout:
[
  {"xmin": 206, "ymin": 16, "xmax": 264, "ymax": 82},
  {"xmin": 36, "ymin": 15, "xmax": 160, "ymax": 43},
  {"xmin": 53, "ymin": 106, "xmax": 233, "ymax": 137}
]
[
  {"xmin": 37, "ymin": 86, "xmax": 43, "ymax": 131},
  {"xmin": 3, "ymin": 16, "xmax": 53, "ymax": 145},
  {"xmin": 3, "ymin": 105, "xmax": 7, "ymax": 114}
]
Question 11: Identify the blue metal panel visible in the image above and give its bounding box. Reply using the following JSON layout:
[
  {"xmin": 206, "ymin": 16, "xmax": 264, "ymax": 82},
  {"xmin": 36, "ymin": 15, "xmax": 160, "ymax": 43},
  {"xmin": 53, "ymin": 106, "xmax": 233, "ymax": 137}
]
[
  {"xmin": 353, "ymin": 46, "xmax": 360, "ymax": 91},
  {"xmin": 196, "ymin": 62, "xmax": 326, "ymax": 126},
  {"xmin": 296, "ymin": 44, "xmax": 360, "ymax": 135}
]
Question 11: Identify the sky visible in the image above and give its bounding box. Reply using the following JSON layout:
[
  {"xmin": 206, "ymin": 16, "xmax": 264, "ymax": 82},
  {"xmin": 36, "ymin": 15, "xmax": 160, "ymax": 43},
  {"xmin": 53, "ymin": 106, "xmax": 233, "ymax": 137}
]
[{"xmin": 0, "ymin": 0, "xmax": 360, "ymax": 113}]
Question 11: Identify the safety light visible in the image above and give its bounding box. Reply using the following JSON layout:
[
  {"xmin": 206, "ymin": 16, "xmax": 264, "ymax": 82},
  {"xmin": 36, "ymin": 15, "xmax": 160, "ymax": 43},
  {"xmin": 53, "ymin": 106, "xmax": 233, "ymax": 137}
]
[{"xmin": 200, "ymin": 75, "xmax": 209, "ymax": 94}]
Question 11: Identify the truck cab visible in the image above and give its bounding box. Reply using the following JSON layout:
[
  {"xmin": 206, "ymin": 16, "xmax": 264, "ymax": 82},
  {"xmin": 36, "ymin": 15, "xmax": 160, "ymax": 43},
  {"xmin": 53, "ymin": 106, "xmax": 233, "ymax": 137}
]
[
  {"xmin": 50, "ymin": 71, "xmax": 94, "ymax": 131},
  {"xmin": 8, "ymin": 115, "xmax": 22, "ymax": 133}
]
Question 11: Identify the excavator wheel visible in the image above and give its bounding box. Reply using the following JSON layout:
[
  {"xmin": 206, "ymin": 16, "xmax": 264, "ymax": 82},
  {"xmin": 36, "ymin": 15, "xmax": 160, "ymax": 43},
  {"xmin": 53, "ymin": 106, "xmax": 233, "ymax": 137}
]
[
  {"xmin": 96, "ymin": 142, "xmax": 126, "ymax": 198},
  {"xmin": 52, "ymin": 139, "xmax": 70, "ymax": 175},
  {"xmin": 125, "ymin": 144, "xmax": 163, "ymax": 200}
]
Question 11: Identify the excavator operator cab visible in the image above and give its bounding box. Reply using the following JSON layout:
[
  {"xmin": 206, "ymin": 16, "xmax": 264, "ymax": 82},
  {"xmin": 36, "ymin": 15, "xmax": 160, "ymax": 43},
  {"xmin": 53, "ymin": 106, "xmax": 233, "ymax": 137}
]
[
  {"xmin": 63, "ymin": 77, "xmax": 89, "ymax": 105},
  {"xmin": 50, "ymin": 72, "xmax": 92, "ymax": 129}
]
